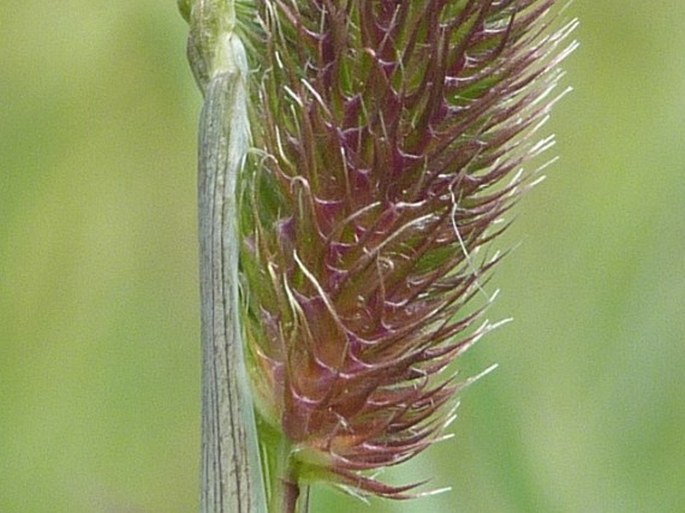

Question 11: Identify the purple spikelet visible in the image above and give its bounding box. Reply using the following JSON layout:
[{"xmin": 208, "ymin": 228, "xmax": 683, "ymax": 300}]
[{"xmin": 238, "ymin": 0, "xmax": 576, "ymax": 500}]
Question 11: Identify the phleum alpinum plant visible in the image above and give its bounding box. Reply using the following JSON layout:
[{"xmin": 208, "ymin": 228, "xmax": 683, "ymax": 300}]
[{"xmin": 180, "ymin": 1, "xmax": 576, "ymax": 512}]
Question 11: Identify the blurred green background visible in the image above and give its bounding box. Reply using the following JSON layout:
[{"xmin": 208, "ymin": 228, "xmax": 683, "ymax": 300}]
[{"xmin": 1, "ymin": 1, "xmax": 683, "ymax": 512}]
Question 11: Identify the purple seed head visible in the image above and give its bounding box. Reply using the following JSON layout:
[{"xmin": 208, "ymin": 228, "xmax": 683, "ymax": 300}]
[{"xmin": 239, "ymin": 0, "xmax": 576, "ymax": 499}]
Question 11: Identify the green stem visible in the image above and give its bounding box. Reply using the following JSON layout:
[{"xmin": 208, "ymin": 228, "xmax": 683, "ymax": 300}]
[
  {"xmin": 296, "ymin": 485, "xmax": 310, "ymax": 513},
  {"xmin": 187, "ymin": 2, "xmax": 267, "ymax": 512},
  {"xmin": 262, "ymin": 431, "xmax": 308, "ymax": 513},
  {"xmin": 282, "ymin": 472, "xmax": 300, "ymax": 513}
]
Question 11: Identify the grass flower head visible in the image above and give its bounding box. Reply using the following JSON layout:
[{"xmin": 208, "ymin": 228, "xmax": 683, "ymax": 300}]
[{"xmin": 231, "ymin": 0, "xmax": 576, "ymax": 503}]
